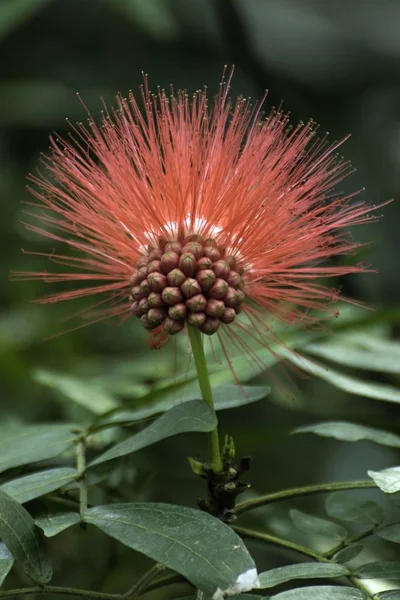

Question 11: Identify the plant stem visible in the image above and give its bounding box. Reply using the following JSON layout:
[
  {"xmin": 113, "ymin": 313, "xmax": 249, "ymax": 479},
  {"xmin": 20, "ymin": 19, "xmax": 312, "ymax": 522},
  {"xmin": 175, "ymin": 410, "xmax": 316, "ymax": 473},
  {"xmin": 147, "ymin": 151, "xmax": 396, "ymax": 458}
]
[
  {"xmin": 76, "ymin": 438, "xmax": 88, "ymax": 518},
  {"xmin": 236, "ymin": 480, "xmax": 377, "ymax": 515},
  {"xmin": 187, "ymin": 325, "xmax": 223, "ymax": 473},
  {"xmin": 0, "ymin": 587, "xmax": 120, "ymax": 600},
  {"xmin": 123, "ymin": 564, "xmax": 166, "ymax": 600}
]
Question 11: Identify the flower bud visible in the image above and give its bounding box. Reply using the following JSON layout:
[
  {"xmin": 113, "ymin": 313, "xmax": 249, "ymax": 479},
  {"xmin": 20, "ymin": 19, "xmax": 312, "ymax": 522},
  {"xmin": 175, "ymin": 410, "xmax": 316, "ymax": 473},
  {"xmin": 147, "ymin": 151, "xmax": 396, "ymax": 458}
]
[
  {"xmin": 131, "ymin": 301, "xmax": 142, "ymax": 316},
  {"xmin": 205, "ymin": 299, "xmax": 225, "ymax": 318},
  {"xmin": 160, "ymin": 251, "xmax": 180, "ymax": 273},
  {"xmin": 227, "ymin": 271, "xmax": 244, "ymax": 289},
  {"xmin": 165, "ymin": 241, "xmax": 182, "ymax": 254},
  {"xmin": 186, "ymin": 294, "xmax": 207, "ymax": 312},
  {"xmin": 164, "ymin": 316, "xmax": 185, "ymax": 334},
  {"xmin": 182, "ymin": 242, "xmax": 204, "ymax": 260},
  {"xmin": 137, "ymin": 255, "xmax": 149, "ymax": 268},
  {"xmin": 200, "ymin": 317, "xmax": 220, "ymax": 335},
  {"xmin": 179, "ymin": 252, "xmax": 197, "ymax": 277},
  {"xmin": 204, "ymin": 246, "xmax": 221, "ymax": 262},
  {"xmin": 130, "ymin": 270, "xmax": 140, "ymax": 286},
  {"xmin": 181, "ymin": 277, "xmax": 201, "ymax": 298},
  {"xmin": 224, "ymin": 287, "xmax": 239, "ymax": 308},
  {"xmin": 236, "ymin": 289, "xmax": 245, "ymax": 304},
  {"xmin": 225, "ymin": 255, "xmax": 237, "ymax": 269},
  {"xmin": 148, "ymin": 292, "xmax": 164, "ymax": 308},
  {"xmin": 168, "ymin": 303, "xmax": 187, "ymax": 320},
  {"xmin": 148, "ymin": 307, "xmax": 166, "ymax": 326},
  {"xmin": 147, "ymin": 273, "xmax": 166, "ymax": 293},
  {"xmin": 197, "ymin": 257, "xmax": 213, "ymax": 271},
  {"xmin": 184, "ymin": 234, "xmax": 203, "ymax": 244},
  {"xmin": 203, "ymin": 238, "xmax": 217, "ymax": 248},
  {"xmin": 140, "ymin": 313, "xmax": 152, "ymax": 329},
  {"xmin": 131, "ymin": 285, "xmax": 145, "ymax": 301},
  {"xmin": 167, "ymin": 268, "xmax": 186, "ymax": 287},
  {"xmin": 147, "ymin": 260, "xmax": 161, "ymax": 273},
  {"xmin": 148, "ymin": 248, "xmax": 163, "ymax": 261},
  {"xmin": 196, "ymin": 269, "xmax": 216, "ymax": 292},
  {"xmin": 209, "ymin": 278, "xmax": 228, "ymax": 299},
  {"xmin": 213, "ymin": 260, "xmax": 230, "ymax": 280},
  {"xmin": 162, "ymin": 286, "xmax": 183, "ymax": 305},
  {"xmin": 138, "ymin": 297, "xmax": 149, "ymax": 312},
  {"xmin": 220, "ymin": 307, "xmax": 236, "ymax": 324},
  {"xmin": 137, "ymin": 266, "xmax": 148, "ymax": 282},
  {"xmin": 187, "ymin": 312, "xmax": 206, "ymax": 327},
  {"xmin": 139, "ymin": 278, "xmax": 151, "ymax": 295}
]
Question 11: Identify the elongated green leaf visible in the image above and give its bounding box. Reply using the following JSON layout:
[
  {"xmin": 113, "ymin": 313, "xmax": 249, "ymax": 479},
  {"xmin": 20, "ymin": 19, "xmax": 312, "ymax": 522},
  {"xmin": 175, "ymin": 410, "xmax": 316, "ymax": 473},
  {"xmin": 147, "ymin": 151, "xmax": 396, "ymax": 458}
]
[
  {"xmin": 293, "ymin": 422, "xmax": 400, "ymax": 448},
  {"xmin": 259, "ymin": 563, "xmax": 350, "ymax": 589},
  {"xmin": 0, "ymin": 543, "xmax": 14, "ymax": 587},
  {"xmin": 290, "ymin": 509, "xmax": 347, "ymax": 541},
  {"xmin": 34, "ymin": 370, "xmax": 119, "ymax": 414},
  {"xmin": 271, "ymin": 587, "xmax": 367, "ymax": 600},
  {"xmin": 1, "ymin": 468, "xmax": 78, "ymax": 504},
  {"xmin": 0, "ymin": 425, "xmax": 77, "ymax": 474},
  {"xmin": 35, "ymin": 513, "xmax": 80, "ymax": 538},
  {"xmin": 0, "ymin": 489, "xmax": 52, "ymax": 584},
  {"xmin": 84, "ymin": 503, "xmax": 258, "ymax": 599},
  {"xmin": 282, "ymin": 352, "xmax": 400, "ymax": 404},
  {"xmin": 89, "ymin": 400, "xmax": 217, "ymax": 468},
  {"xmin": 334, "ymin": 545, "xmax": 364, "ymax": 564},
  {"xmin": 368, "ymin": 467, "xmax": 400, "ymax": 494},
  {"xmin": 326, "ymin": 493, "xmax": 383, "ymax": 525},
  {"xmin": 356, "ymin": 561, "xmax": 400, "ymax": 579},
  {"xmin": 378, "ymin": 592, "xmax": 400, "ymax": 600},
  {"xmin": 376, "ymin": 523, "xmax": 400, "ymax": 543}
]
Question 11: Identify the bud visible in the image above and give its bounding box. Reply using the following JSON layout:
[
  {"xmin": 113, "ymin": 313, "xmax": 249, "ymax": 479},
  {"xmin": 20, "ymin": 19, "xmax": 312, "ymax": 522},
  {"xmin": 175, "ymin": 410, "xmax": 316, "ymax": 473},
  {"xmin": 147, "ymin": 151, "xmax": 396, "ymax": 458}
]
[
  {"xmin": 179, "ymin": 252, "xmax": 197, "ymax": 277},
  {"xmin": 184, "ymin": 233, "xmax": 203, "ymax": 244},
  {"xmin": 165, "ymin": 241, "xmax": 182, "ymax": 254},
  {"xmin": 147, "ymin": 272, "xmax": 167, "ymax": 293},
  {"xmin": 225, "ymin": 255, "xmax": 237, "ymax": 269},
  {"xmin": 137, "ymin": 266, "xmax": 148, "ymax": 282},
  {"xmin": 200, "ymin": 317, "xmax": 220, "ymax": 335},
  {"xmin": 141, "ymin": 313, "xmax": 152, "ymax": 329},
  {"xmin": 204, "ymin": 246, "xmax": 221, "ymax": 262},
  {"xmin": 148, "ymin": 307, "xmax": 166, "ymax": 326},
  {"xmin": 148, "ymin": 248, "xmax": 163, "ymax": 261},
  {"xmin": 224, "ymin": 287, "xmax": 239, "ymax": 308},
  {"xmin": 203, "ymin": 238, "xmax": 217, "ymax": 248},
  {"xmin": 168, "ymin": 303, "xmax": 187, "ymax": 320},
  {"xmin": 182, "ymin": 242, "xmax": 204, "ymax": 260},
  {"xmin": 196, "ymin": 269, "xmax": 216, "ymax": 292},
  {"xmin": 137, "ymin": 255, "xmax": 149, "ymax": 268},
  {"xmin": 130, "ymin": 270, "xmax": 140, "ymax": 286},
  {"xmin": 186, "ymin": 294, "xmax": 207, "ymax": 313},
  {"xmin": 131, "ymin": 285, "xmax": 145, "ymax": 301},
  {"xmin": 209, "ymin": 278, "xmax": 228, "ymax": 299},
  {"xmin": 147, "ymin": 259, "xmax": 161, "ymax": 273},
  {"xmin": 220, "ymin": 307, "xmax": 236, "ymax": 324},
  {"xmin": 236, "ymin": 289, "xmax": 245, "ymax": 304},
  {"xmin": 213, "ymin": 260, "xmax": 230, "ymax": 280},
  {"xmin": 162, "ymin": 286, "xmax": 183, "ymax": 305},
  {"xmin": 138, "ymin": 297, "xmax": 149, "ymax": 312},
  {"xmin": 197, "ymin": 257, "xmax": 213, "ymax": 271},
  {"xmin": 148, "ymin": 292, "xmax": 164, "ymax": 308},
  {"xmin": 164, "ymin": 316, "xmax": 185, "ymax": 334},
  {"xmin": 205, "ymin": 299, "xmax": 225, "ymax": 318},
  {"xmin": 139, "ymin": 278, "xmax": 151, "ymax": 295},
  {"xmin": 227, "ymin": 271, "xmax": 244, "ymax": 289},
  {"xmin": 187, "ymin": 311, "xmax": 206, "ymax": 327},
  {"xmin": 167, "ymin": 268, "xmax": 186, "ymax": 287},
  {"xmin": 181, "ymin": 277, "xmax": 201, "ymax": 298},
  {"xmin": 160, "ymin": 251, "xmax": 180, "ymax": 273},
  {"xmin": 131, "ymin": 301, "xmax": 142, "ymax": 316}
]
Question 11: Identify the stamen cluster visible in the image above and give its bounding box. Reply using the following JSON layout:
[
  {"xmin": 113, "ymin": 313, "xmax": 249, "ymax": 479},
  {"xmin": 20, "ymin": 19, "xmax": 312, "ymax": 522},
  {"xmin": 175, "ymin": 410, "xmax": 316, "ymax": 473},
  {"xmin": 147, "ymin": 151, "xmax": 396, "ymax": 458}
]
[{"xmin": 130, "ymin": 235, "xmax": 245, "ymax": 336}]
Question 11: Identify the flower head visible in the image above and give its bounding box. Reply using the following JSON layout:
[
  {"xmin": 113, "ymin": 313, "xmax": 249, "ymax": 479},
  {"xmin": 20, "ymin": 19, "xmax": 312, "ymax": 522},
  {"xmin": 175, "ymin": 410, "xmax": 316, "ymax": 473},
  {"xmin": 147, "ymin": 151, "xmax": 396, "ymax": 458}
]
[{"xmin": 15, "ymin": 70, "xmax": 382, "ymax": 356}]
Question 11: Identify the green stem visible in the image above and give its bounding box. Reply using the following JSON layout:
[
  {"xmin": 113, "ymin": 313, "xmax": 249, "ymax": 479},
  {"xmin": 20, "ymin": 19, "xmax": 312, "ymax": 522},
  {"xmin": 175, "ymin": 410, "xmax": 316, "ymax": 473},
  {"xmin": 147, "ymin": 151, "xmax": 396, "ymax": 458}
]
[
  {"xmin": 187, "ymin": 325, "xmax": 223, "ymax": 473},
  {"xmin": 323, "ymin": 526, "xmax": 377, "ymax": 560},
  {"xmin": 76, "ymin": 438, "xmax": 88, "ymax": 518},
  {"xmin": 236, "ymin": 480, "xmax": 377, "ymax": 515},
  {"xmin": 122, "ymin": 564, "xmax": 166, "ymax": 600},
  {"xmin": 0, "ymin": 587, "xmax": 120, "ymax": 600}
]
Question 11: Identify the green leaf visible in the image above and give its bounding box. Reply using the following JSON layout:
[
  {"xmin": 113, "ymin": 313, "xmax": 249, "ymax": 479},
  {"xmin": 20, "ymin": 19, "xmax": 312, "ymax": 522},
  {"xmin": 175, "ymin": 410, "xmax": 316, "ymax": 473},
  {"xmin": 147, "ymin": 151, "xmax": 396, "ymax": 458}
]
[
  {"xmin": 0, "ymin": 542, "xmax": 14, "ymax": 587},
  {"xmin": 378, "ymin": 592, "xmax": 400, "ymax": 600},
  {"xmin": 34, "ymin": 370, "xmax": 119, "ymax": 414},
  {"xmin": 334, "ymin": 545, "xmax": 364, "ymax": 564},
  {"xmin": 355, "ymin": 561, "xmax": 400, "ymax": 579},
  {"xmin": 271, "ymin": 587, "xmax": 367, "ymax": 600},
  {"xmin": 84, "ymin": 503, "xmax": 258, "ymax": 599},
  {"xmin": 282, "ymin": 351, "xmax": 400, "ymax": 404},
  {"xmin": 259, "ymin": 563, "xmax": 350, "ymax": 589},
  {"xmin": 368, "ymin": 467, "xmax": 400, "ymax": 494},
  {"xmin": 0, "ymin": 425, "xmax": 77, "ymax": 474},
  {"xmin": 35, "ymin": 513, "xmax": 80, "ymax": 538},
  {"xmin": 376, "ymin": 523, "xmax": 400, "ymax": 543},
  {"xmin": 293, "ymin": 421, "xmax": 400, "ymax": 448},
  {"xmin": 89, "ymin": 400, "xmax": 217, "ymax": 468},
  {"xmin": 325, "ymin": 492, "xmax": 383, "ymax": 525},
  {"xmin": 290, "ymin": 509, "xmax": 347, "ymax": 541},
  {"xmin": 1, "ymin": 468, "xmax": 78, "ymax": 504},
  {"xmin": 0, "ymin": 0, "xmax": 53, "ymax": 41},
  {"xmin": 0, "ymin": 489, "xmax": 52, "ymax": 584}
]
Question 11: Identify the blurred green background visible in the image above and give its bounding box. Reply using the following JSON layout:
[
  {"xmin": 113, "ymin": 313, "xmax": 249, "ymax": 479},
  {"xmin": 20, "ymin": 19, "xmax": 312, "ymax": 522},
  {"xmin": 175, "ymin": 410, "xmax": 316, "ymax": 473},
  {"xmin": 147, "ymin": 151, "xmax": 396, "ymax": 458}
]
[{"xmin": 1, "ymin": 0, "xmax": 400, "ymax": 594}]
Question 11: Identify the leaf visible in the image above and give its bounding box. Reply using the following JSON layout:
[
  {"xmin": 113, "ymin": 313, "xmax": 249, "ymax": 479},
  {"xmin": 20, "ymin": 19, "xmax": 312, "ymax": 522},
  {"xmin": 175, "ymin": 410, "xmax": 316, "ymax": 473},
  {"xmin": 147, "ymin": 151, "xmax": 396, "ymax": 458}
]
[
  {"xmin": 89, "ymin": 400, "xmax": 217, "ymax": 468},
  {"xmin": 368, "ymin": 467, "xmax": 400, "ymax": 494},
  {"xmin": 35, "ymin": 513, "xmax": 80, "ymax": 538},
  {"xmin": 271, "ymin": 587, "xmax": 367, "ymax": 600},
  {"xmin": 84, "ymin": 503, "xmax": 258, "ymax": 599},
  {"xmin": 97, "ymin": 385, "xmax": 270, "ymax": 428},
  {"xmin": 355, "ymin": 561, "xmax": 400, "ymax": 579},
  {"xmin": 259, "ymin": 563, "xmax": 350, "ymax": 589},
  {"xmin": 293, "ymin": 422, "xmax": 400, "ymax": 448},
  {"xmin": 0, "ymin": 0, "xmax": 53, "ymax": 41},
  {"xmin": 1, "ymin": 468, "xmax": 78, "ymax": 504},
  {"xmin": 378, "ymin": 592, "xmax": 400, "ymax": 600},
  {"xmin": 334, "ymin": 545, "xmax": 364, "ymax": 564},
  {"xmin": 0, "ymin": 542, "xmax": 14, "ymax": 587},
  {"xmin": 376, "ymin": 523, "xmax": 400, "ymax": 543},
  {"xmin": 290, "ymin": 509, "xmax": 347, "ymax": 541},
  {"xmin": 282, "ymin": 351, "xmax": 400, "ymax": 404},
  {"xmin": 34, "ymin": 370, "xmax": 119, "ymax": 414},
  {"xmin": 325, "ymin": 492, "xmax": 383, "ymax": 525},
  {"xmin": 0, "ymin": 489, "xmax": 52, "ymax": 584},
  {"xmin": 0, "ymin": 425, "xmax": 77, "ymax": 475}
]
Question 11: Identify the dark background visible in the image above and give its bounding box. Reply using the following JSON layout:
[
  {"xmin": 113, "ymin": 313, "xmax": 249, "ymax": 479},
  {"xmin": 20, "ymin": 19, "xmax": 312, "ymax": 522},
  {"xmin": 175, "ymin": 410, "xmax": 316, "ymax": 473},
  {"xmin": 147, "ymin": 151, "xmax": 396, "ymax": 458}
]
[{"xmin": 1, "ymin": 0, "xmax": 399, "ymax": 595}]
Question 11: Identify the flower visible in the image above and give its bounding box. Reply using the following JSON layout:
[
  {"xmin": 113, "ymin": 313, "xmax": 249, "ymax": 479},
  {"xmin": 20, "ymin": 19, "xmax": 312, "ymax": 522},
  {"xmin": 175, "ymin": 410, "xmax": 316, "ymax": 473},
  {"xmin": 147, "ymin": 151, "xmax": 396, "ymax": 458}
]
[{"xmin": 15, "ymin": 70, "xmax": 383, "ymax": 356}]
